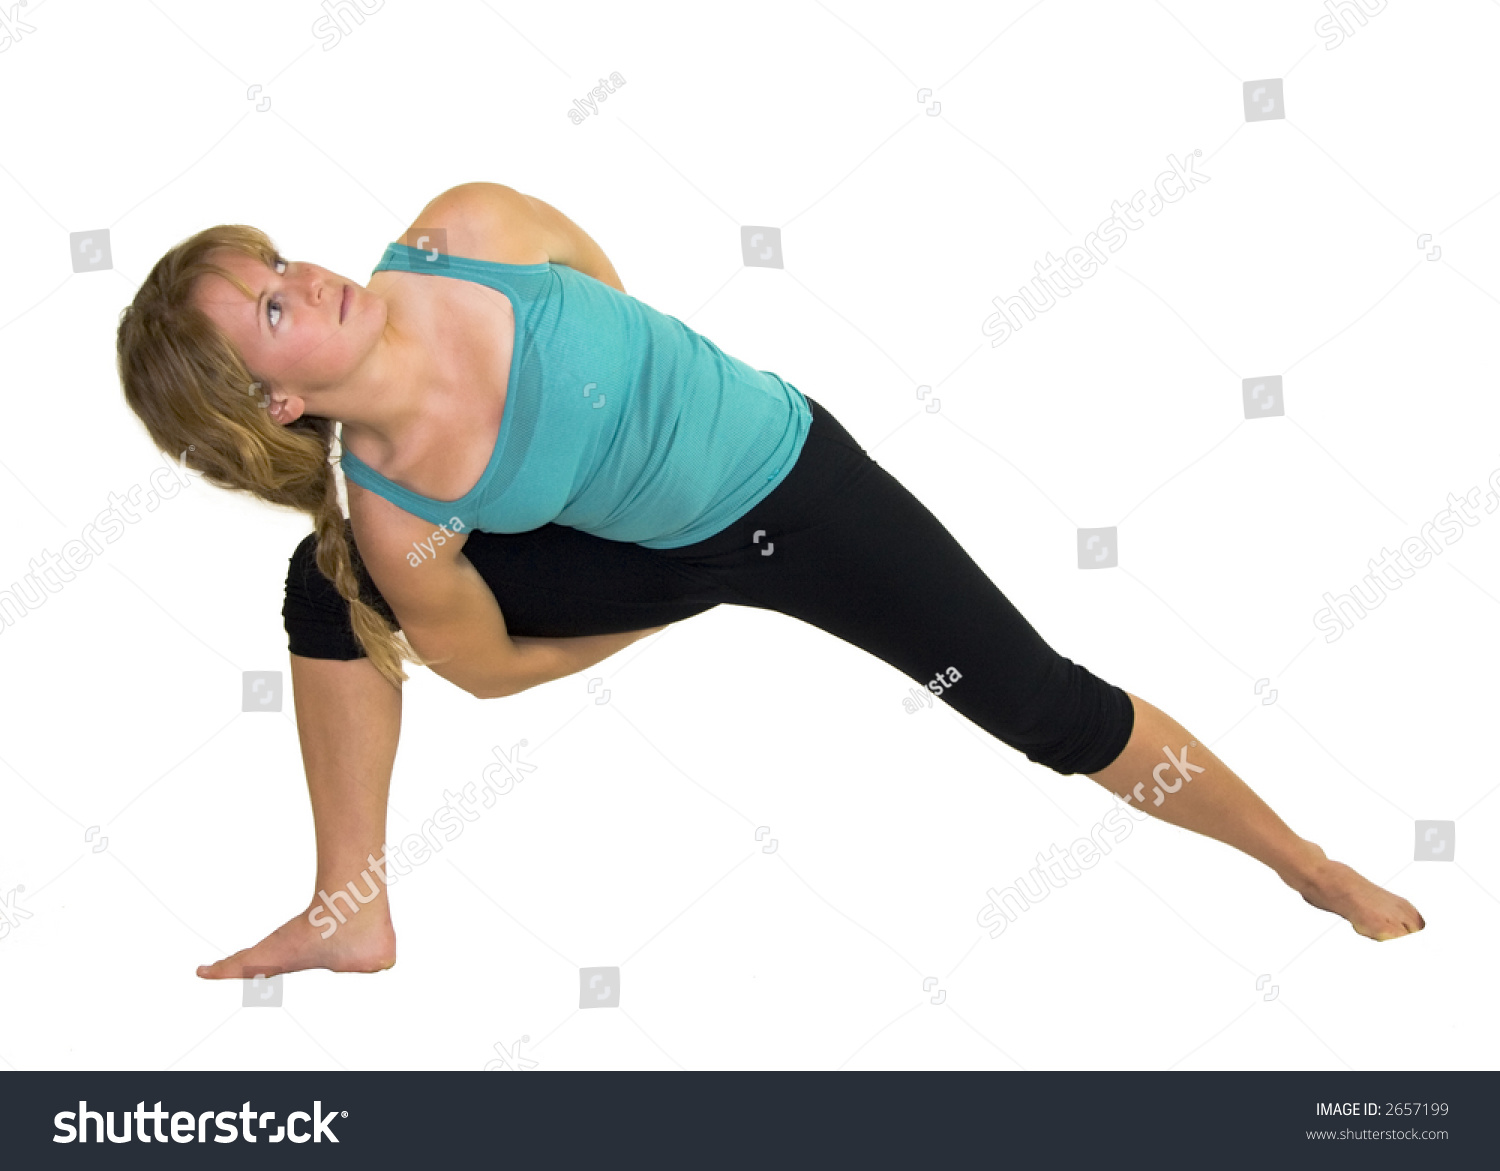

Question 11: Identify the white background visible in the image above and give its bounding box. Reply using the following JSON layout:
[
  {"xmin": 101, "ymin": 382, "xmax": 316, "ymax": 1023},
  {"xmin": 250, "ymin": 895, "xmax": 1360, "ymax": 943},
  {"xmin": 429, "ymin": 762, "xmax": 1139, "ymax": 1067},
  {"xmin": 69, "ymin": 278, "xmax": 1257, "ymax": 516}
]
[{"xmin": 0, "ymin": 0, "xmax": 1496, "ymax": 1070}]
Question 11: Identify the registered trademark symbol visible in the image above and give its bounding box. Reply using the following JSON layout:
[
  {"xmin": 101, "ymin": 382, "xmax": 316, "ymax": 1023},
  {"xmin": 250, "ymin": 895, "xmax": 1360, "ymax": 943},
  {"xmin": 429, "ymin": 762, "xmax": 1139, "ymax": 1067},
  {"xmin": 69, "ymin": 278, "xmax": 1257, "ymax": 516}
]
[{"xmin": 341, "ymin": 1111, "xmax": 348, "ymax": 1118}]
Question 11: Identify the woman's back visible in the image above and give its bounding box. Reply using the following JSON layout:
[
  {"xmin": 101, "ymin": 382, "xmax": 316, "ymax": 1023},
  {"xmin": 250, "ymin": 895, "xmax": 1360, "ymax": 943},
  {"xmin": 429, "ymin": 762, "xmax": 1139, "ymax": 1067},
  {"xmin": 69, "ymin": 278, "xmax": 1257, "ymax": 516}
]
[{"xmin": 339, "ymin": 242, "xmax": 812, "ymax": 550}]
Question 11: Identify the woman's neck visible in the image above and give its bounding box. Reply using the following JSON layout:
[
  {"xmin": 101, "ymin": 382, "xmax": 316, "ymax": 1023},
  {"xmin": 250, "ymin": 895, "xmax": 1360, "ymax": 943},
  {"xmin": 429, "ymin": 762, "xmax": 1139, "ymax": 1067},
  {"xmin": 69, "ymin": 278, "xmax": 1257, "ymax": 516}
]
[{"xmin": 329, "ymin": 297, "xmax": 458, "ymax": 462}]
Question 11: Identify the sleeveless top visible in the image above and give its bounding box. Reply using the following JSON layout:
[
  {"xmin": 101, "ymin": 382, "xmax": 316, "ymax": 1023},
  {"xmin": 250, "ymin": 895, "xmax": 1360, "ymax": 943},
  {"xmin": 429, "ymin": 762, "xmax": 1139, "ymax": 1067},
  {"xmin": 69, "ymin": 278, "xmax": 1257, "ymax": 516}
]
[{"xmin": 336, "ymin": 242, "xmax": 812, "ymax": 548}]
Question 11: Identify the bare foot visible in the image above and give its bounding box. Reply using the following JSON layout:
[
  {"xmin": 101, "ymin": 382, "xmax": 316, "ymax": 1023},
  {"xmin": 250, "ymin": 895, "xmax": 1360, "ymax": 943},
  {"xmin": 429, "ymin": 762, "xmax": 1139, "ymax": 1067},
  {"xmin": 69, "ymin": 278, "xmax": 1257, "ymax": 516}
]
[
  {"xmin": 1286, "ymin": 849, "xmax": 1426, "ymax": 941},
  {"xmin": 197, "ymin": 902, "xmax": 397, "ymax": 979}
]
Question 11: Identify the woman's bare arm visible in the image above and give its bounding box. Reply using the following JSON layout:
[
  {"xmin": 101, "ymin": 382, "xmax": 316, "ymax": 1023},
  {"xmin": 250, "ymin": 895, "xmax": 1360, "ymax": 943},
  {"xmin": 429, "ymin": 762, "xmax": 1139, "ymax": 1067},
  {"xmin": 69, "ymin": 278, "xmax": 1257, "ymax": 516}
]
[
  {"xmin": 349, "ymin": 479, "xmax": 667, "ymax": 698},
  {"xmin": 506, "ymin": 625, "xmax": 668, "ymax": 691}
]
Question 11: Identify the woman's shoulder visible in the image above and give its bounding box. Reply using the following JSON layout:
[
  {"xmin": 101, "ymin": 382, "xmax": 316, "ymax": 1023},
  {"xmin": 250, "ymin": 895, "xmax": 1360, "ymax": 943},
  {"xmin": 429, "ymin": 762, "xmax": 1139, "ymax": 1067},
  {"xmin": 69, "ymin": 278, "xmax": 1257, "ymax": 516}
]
[{"xmin": 395, "ymin": 183, "xmax": 551, "ymax": 267}]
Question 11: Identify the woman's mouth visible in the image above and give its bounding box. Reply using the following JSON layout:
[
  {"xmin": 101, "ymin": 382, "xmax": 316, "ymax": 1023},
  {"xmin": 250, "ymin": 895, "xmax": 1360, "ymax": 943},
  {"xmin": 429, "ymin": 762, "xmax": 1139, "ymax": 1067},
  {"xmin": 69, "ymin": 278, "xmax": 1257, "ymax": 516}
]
[{"xmin": 340, "ymin": 284, "xmax": 351, "ymax": 323}]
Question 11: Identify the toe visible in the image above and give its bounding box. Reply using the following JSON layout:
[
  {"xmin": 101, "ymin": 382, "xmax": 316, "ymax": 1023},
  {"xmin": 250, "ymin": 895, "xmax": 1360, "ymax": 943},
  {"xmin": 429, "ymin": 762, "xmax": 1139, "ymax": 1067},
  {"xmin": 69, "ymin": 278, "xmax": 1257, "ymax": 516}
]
[{"xmin": 197, "ymin": 948, "xmax": 254, "ymax": 979}]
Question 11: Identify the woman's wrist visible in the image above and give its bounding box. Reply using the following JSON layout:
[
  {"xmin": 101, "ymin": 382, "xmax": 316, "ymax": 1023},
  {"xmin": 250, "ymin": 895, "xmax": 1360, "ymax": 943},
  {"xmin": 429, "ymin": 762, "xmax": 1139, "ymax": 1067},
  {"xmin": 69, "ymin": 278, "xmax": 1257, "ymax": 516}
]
[{"xmin": 508, "ymin": 626, "xmax": 663, "ymax": 688}]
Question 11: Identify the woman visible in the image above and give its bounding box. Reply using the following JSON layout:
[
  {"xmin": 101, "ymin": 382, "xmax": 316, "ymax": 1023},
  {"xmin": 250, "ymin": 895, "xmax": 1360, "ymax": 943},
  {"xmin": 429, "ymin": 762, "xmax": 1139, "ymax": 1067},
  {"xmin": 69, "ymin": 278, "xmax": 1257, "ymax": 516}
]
[{"xmin": 116, "ymin": 182, "xmax": 1423, "ymax": 978}]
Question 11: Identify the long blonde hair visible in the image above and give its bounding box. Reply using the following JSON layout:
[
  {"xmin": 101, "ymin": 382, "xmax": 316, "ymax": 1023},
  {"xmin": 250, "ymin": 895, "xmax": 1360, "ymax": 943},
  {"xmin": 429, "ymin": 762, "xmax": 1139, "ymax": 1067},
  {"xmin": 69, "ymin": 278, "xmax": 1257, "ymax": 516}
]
[{"xmin": 115, "ymin": 223, "xmax": 427, "ymax": 688}]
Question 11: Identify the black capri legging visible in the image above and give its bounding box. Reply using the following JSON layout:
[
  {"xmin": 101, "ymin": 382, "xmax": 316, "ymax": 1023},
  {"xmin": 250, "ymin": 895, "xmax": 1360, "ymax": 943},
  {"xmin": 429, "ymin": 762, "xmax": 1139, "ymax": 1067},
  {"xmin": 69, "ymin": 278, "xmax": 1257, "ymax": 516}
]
[{"xmin": 283, "ymin": 397, "xmax": 1134, "ymax": 775}]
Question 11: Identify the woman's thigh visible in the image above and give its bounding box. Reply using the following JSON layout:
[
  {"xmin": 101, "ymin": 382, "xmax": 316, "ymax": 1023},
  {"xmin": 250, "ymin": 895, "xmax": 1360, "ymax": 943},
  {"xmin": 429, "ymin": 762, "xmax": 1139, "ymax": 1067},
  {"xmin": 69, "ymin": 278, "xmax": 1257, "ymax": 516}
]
[
  {"xmin": 654, "ymin": 397, "xmax": 1134, "ymax": 775},
  {"xmin": 282, "ymin": 520, "xmax": 723, "ymax": 660}
]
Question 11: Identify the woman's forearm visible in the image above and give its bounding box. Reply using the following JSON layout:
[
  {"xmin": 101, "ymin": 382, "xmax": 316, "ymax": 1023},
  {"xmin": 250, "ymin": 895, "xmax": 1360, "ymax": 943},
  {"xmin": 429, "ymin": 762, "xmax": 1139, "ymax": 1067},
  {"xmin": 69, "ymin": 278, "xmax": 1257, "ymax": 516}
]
[{"xmin": 504, "ymin": 627, "xmax": 665, "ymax": 695}]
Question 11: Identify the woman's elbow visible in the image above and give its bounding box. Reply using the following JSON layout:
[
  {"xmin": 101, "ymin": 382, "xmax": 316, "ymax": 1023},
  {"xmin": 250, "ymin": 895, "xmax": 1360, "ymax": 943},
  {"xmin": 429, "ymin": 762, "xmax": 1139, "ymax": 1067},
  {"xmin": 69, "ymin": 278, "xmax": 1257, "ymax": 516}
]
[{"xmin": 407, "ymin": 638, "xmax": 508, "ymax": 700}]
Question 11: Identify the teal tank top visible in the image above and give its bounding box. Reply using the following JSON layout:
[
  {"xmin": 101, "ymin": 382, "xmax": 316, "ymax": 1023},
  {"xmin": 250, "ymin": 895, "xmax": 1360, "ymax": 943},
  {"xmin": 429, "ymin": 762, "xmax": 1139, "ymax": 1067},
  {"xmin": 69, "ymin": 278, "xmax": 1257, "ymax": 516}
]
[{"xmin": 336, "ymin": 242, "xmax": 812, "ymax": 549}]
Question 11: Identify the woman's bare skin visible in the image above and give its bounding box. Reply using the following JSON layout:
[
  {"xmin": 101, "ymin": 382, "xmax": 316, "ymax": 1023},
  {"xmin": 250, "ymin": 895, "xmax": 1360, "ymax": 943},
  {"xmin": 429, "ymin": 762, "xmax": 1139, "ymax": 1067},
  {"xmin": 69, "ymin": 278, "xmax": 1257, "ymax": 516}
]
[
  {"xmin": 196, "ymin": 658, "xmax": 1422, "ymax": 981},
  {"xmin": 1084, "ymin": 695, "xmax": 1424, "ymax": 943},
  {"xmin": 198, "ymin": 654, "xmax": 400, "ymax": 979},
  {"xmin": 197, "ymin": 628, "xmax": 659, "ymax": 979},
  {"xmin": 183, "ymin": 181, "xmax": 1419, "ymax": 978}
]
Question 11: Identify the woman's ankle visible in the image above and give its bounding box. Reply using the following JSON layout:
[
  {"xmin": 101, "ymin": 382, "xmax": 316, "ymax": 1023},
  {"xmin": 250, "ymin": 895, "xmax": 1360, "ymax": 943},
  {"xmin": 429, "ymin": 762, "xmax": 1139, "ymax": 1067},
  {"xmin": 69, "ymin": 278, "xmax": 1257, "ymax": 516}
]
[
  {"xmin": 306, "ymin": 884, "xmax": 392, "ymax": 933},
  {"xmin": 1275, "ymin": 838, "xmax": 1331, "ymax": 891}
]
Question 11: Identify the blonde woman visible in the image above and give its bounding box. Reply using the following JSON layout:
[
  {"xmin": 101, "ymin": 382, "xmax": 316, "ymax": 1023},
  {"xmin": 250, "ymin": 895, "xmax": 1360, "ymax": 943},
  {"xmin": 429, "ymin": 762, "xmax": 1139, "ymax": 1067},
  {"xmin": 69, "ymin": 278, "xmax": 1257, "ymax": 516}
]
[{"xmin": 116, "ymin": 183, "xmax": 1424, "ymax": 978}]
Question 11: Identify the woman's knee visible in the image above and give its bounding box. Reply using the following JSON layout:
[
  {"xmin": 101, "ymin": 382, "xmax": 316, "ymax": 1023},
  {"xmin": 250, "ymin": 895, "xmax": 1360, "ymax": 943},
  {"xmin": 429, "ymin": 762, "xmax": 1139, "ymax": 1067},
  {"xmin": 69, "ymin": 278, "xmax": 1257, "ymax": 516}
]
[
  {"xmin": 1010, "ymin": 658, "xmax": 1135, "ymax": 776},
  {"xmin": 281, "ymin": 528, "xmax": 386, "ymax": 660}
]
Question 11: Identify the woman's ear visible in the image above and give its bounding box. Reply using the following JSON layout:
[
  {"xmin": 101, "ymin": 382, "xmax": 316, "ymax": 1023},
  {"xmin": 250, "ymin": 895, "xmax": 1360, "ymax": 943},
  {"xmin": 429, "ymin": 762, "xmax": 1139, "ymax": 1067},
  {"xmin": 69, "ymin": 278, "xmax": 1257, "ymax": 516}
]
[{"xmin": 260, "ymin": 382, "xmax": 304, "ymax": 427}]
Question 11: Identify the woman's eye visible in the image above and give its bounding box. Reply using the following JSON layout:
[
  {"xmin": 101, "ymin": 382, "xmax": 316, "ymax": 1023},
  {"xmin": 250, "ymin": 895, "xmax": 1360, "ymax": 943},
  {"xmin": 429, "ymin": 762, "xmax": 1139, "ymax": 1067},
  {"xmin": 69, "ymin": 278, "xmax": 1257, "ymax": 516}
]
[{"xmin": 268, "ymin": 256, "xmax": 287, "ymax": 328}]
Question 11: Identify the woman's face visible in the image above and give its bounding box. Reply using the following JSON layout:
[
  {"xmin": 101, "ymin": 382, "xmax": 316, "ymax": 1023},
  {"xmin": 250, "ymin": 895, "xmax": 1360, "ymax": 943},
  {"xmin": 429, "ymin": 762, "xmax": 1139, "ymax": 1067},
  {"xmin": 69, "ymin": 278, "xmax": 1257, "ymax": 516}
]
[{"xmin": 192, "ymin": 247, "xmax": 378, "ymax": 426}]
